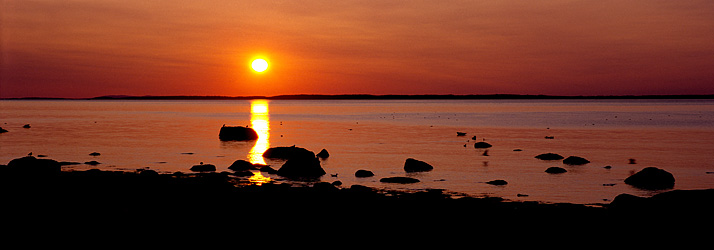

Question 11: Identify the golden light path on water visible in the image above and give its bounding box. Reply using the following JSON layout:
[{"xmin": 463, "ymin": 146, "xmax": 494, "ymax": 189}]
[{"xmin": 248, "ymin": 100, "xmax": 272, "ymax": 185}]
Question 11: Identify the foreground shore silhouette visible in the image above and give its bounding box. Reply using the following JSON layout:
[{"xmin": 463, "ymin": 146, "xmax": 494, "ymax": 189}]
[{"xmin": 3, "ymin": 155, "xmax": 714, "ymax": 230}]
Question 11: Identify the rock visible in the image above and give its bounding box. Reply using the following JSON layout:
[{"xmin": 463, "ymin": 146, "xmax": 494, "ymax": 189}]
[
  {"xmin": 355, "ymin": 169, "xmax": 375, "ymax": 178},
  {"xmin": 316, "ymin": 149, "xmax": 330, "ymax": 159},
  {"xmin": 84, "ymin": 161, "xmax": 101, "ymax": 165},
  {"xmin": 535, "ymin": 153, "xmax": 564, "ymax": 160},
  {"xmin": 89, "ymin": 152, "xmax": 101, "ymax": 156},
  {"xmin": 232, "ymin": 170, "xmax": 254, "ymax": 177},
  {"xmin": 0, "ymin": 127, "xmax": 8, "ymax": 133},
  {"xmin": 486, "ymin": 179, "xmax": 508, "ymax": 185},
  {"xmin": 563, "ymin": 156, "xmax": 590, "ymax": 165},
  {"xmin": 277, "ymin": 157, "xmax": 325, "ymax": 178},
  {"xmin": 219, "ymin": 125, "xmax": 258, "ymax": 141},
  {"xmin": 404, "ymin": 158, "xmax": 434, "ymax": 172},
  {"xmin": 190, "ymin": 164, "xmax": 216, "ymax": 172},
  {"xmin": 263, "ymin": 146, "xmax": 316, "ymax": 160},
  {"xmin": 545, "ymin": 167, "xmax": 567, "ymax": 174},
  {"xmin": 228, "ymin": 159, "xmax": 255, "ymax": 171},
  {"xmin": 380, "ymin": 177, "xmax": 420, "ymax": 184},
  {"xmin": 5, "ymin": 156, "xmax": 61, "ymax": 176},
  {"xmin": 259, "ymin": 166, "xmax": 277, "ymax": 174},
  {"xmin": 474, "ymin": 142, "xmax": 492, "ymax": 148},
  {"xmin": 624, "ymin": 167, "xmax": 675, "ymax": 190},
  {"xmin": 23, "ymin": 124, "xmax": 31, "ymax": 128}
]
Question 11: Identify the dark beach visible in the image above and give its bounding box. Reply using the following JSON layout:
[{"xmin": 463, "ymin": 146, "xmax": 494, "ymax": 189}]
[{"xmin": 3, "ymin": 154, "xmax": 713, "ymax": 232}]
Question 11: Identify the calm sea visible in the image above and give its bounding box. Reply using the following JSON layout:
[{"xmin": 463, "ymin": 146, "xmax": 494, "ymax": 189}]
[{"xmin": 1, "ymin": 99, "xmax": 713, "ymax": 204}]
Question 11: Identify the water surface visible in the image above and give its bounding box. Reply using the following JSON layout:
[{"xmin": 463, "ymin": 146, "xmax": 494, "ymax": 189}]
[{"xmin": 1, "ymin": 99, "xmax": 713, "ymax": 204}]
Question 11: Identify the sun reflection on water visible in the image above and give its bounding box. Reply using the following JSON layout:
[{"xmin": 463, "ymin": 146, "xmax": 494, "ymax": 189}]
[
  {"xmin": 248, "ymin": 171, "xmax": 271, "ymax": 185},
  {"xmin": 248, "ymin": 100, "xmax": 270, "ymax": 165}
]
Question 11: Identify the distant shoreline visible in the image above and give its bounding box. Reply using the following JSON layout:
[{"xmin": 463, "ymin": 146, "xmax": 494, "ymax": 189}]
[{"xmin": 3, "ymin": 94, "xmax": 714, "ymax": 100}]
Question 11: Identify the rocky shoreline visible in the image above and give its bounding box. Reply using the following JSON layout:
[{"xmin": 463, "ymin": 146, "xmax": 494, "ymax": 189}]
[{"xmin": 2, "ymin": 154, "xmax": 713, "ymax": 229}]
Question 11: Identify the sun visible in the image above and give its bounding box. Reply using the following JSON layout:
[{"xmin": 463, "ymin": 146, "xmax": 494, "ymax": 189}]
[{"xmin": 251, "ymin": 58, "xmax": 269, "ymax": 73}]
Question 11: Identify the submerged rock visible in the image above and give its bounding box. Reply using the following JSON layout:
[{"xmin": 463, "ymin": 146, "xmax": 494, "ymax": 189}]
[
  {"xmin": 545, "ymin": 167, "xmax": 567, "ymax": 174},
  {"xmin": 474, "ymin": 142, "xmax": 492, "ymax": 148},
  {"xmin": 563, "ymin": 156, "xmax": 590, "ymax": 165},
  {"xmin": 624, "ymin": 167, "xmax": 675, "ymax": 190},
  {"xmin": 380, "ymin": 177, "xmax": 420, "ymax": 184},
  {"xmin": 84, "ymin": 161, "xmax": 101, "ymax": 166},
  {"xmin": 191, "ymin": 163, "xmax": 216, "ymax": 172},
  {"xmin": 355, "ymin": 169, "xmax": 375, "ymax": 178},
  {"xmin": 486, "ymin": 179, "xmax": 508, "ymax": 186},
  {"xmin": 219, "ymin": 125, "xmax": 258, "ymax": 141},
  {"xmin": 535, "ymin": 153, "xmax": 564, "ymax": 160},
  {"xmin": 404, "ymin": 158, "xmax": 434, "ymax": 172},
  {"xmin": 0, "ymin": 127, "xmax": 8, "ymax": 133}
]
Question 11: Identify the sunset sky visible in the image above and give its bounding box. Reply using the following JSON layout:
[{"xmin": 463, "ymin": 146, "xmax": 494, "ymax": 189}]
[{"xmin": 2, "ymin": 0, "xmax": 713, "ymax": 98}]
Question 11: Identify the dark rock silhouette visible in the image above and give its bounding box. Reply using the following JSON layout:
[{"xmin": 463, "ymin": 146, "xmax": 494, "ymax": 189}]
[
  {"xmin": 457, "ymin": 132, "xmax": 467, "ymax": 136},
  {"xmin": 0, "ymin": 127, "xmax": 8, "ymax": 133},
  {"xmin": 535, "ymin": 153, "xmax": 564, "ymax": 160},
  {"xmin": 610, "ymin": 189, "xmax": 714, "ymax": 214},
  {"xmin": 317, "ymin": 149, "xmax": 330, "ymax": 159},
  {"xmin": 89, "ymin": 152, "xmax": 101, "ymax": 156},
  {"xmin": 219, "ymin": 125, "xmax": 258, "ymax": 141},
  {"xmin": 380, "ymin": 176, "xmax": 420, "ymax": 184},
  {"xmin": 263, "ymin": 146, "xmax": 315, "ymax": 160},
  {"xmin": 277, "ymin": 156, "xmax": 325, "ymax": 178},
  {"xmin": 228, "ymin": 160, "xmax": 255, "ymax": 171},
  {"xmin": 5, "ymin": 156, "xmax": 61, "ymax": 176},
  {"xmin": 84, "ymin": 161, "xmax": 101, "ymax": 165},
  {"xmin": 624, "ymin": 167, "xmax": 675, "ymax": 190},
  {"xmin": 404, "ymin": 158, "xmax": 434, "ymax": 172},
  {"xmin": 23, "ymin": 124, "xmax": 31, "ymax": 128},
  {"xmin": 563, "ymin": 156, "xmax": 590, "ymax": 165},
  {"xmin": 486, "ymin": 179, "xmax": 508, "ymax": 185},
  {"xmin": 474, "ymin": 142, "xmax": 492, "ymax": 148},
  {"xmin": 355, "ymin": 169, "xmax": 374, "ymax": 178},
  {"xmin": 190, "ymin": 163, "xmax": 216, "ymax": 172},
  {"xmin": 259, "ymin": 165, "xmax": 277, "ymax": 174},
  {"xmin": 545, "ymin": 167, "xmax": 567, "ymax": 174}
]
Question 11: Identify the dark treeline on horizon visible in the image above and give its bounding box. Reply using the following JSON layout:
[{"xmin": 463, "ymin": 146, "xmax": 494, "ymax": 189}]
[{"xmin": 3, "ymin": 94, "xmax": 714, "ymax": 100}]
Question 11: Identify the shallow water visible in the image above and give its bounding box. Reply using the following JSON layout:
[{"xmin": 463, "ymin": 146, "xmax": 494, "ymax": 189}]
[{"xmin": 1, "ymin": 99, "xmax": 713, "ymax": 204}]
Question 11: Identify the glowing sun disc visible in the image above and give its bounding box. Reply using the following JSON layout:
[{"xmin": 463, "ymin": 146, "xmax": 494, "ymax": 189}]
[{"xmin": 251, "ymin": 59, "xmax": 269, "ymax": 72}]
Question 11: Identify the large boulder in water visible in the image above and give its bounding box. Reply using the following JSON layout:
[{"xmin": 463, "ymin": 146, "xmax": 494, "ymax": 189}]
[
  {"xmin": 563, "ymin": 156, "xmax": 590, "ymax": 165},
  {"xmin": 404, "ymin": 158, "xmax": 434, "ymax": 172},
  {"xmin": 219, "ymin": 125, "xmax": 258, "ymax": 141},
  {"xmin": 263, "ymin": 146, "xmax": 315, "ymax": 160},
  {"xmin": 5, "ymin": 156, "xmax": 61, "ymax": 176},
  {"xmin": 625, "ymin": 167, "xmax": 675, "ymax": 190},
  {"xmin": 277, "ymin": 157, "xmax": 325, "ymax": 178},
  {"xmin": 535, "ymin": 153, "xmax": 564, "ymax": 160}
]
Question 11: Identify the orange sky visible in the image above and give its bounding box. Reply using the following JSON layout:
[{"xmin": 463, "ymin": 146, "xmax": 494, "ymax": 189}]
[{"xmin": 2, "ymin": 0, "xmax": 713, "ymax": 98}]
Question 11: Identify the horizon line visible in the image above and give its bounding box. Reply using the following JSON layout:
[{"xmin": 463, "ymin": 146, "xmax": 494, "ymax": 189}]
[{"xmin": 2, "ymin": 93, "xmax": 714, "ymax": 100}]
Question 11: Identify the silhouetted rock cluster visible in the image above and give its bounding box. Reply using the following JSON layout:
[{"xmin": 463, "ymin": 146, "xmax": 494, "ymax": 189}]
[{"xmin": 264, "ymin": 146, "xmax": 326, "ymax": 178}]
